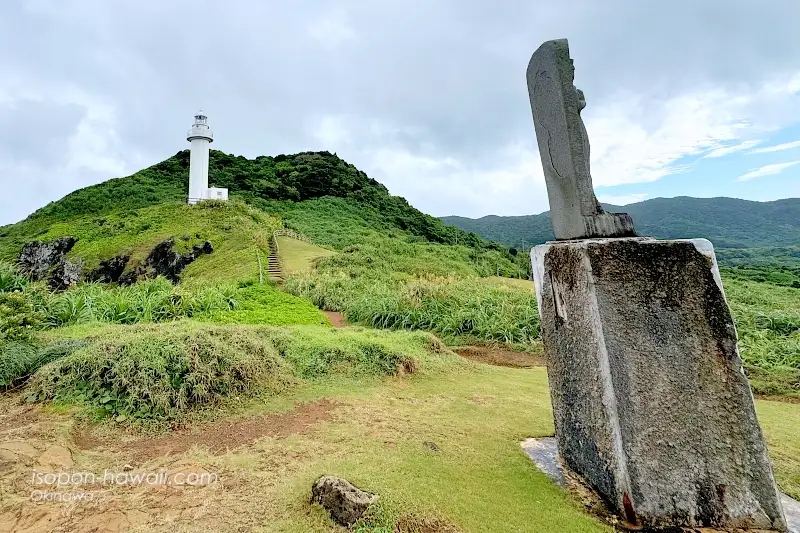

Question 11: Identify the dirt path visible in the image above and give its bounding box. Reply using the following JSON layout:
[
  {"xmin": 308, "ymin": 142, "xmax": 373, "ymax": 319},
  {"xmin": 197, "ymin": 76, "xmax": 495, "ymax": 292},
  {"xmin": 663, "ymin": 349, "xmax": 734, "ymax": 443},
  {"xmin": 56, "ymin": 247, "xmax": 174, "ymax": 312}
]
[
  {"xmin": 74, "ymin": 400, "xmax": 339, "ymax": 461},
  {"xmin": 453, "ymin": 346, "xmax": 545, "ymax": 368},
  {"xmin": 323, "ymin": 310, "xmax": 347, "ymax": 328}
]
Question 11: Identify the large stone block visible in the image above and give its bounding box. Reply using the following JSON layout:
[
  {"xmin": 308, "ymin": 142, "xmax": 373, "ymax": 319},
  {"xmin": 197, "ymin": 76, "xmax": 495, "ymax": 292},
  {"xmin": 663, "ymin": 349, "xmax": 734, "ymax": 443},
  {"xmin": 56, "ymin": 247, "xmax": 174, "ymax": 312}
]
[{"xmin": 531, "ymin": 237, "xmax": 787, "ymax": 530}]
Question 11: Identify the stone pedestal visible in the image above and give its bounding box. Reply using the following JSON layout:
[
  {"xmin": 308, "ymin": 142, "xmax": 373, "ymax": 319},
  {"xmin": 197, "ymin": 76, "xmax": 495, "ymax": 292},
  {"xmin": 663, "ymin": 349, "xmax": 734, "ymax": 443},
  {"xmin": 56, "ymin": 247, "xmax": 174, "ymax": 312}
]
[{"xmin": 531, "ymin": 237, "xmax": 787, "ymax": 531}]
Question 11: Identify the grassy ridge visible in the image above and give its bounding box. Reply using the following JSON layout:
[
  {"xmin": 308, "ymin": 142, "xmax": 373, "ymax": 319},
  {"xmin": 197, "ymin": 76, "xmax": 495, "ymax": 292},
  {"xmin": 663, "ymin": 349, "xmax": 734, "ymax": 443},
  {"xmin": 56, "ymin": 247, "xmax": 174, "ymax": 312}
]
[
  {"xmin": 0, "ymin": 200, "xmax": 279, "ymax": 284},
  {"xmin": 27, "ymin": 321, "xmax": 459, "ymax": 424}
]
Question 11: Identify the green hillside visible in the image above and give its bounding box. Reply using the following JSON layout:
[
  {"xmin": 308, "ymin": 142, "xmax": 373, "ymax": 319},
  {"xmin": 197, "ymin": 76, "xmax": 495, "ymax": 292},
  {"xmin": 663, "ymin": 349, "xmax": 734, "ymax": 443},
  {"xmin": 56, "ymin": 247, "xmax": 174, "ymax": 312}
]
[
  {"xmin": 6, "ymin": 149, "xmax": 490, "ymax": 251},
  {"xmin": 441, "ymin": 197, "xmax": 800, "ymax": 266}
]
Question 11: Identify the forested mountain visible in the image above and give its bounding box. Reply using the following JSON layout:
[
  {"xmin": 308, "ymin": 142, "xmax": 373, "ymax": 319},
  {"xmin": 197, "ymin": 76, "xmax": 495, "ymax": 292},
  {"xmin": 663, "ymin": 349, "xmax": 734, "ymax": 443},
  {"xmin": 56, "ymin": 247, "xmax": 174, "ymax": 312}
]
[{"xmin": 442, "ymin": 196, "xmax": 800, "ymax": 250}]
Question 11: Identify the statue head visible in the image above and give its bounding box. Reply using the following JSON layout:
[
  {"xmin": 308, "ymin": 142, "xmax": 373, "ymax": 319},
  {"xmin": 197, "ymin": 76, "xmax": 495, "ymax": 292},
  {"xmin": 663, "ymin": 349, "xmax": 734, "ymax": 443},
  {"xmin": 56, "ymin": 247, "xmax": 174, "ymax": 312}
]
[{"xmin": 576, "ymin": 88, "xmax": 586, "ymax": 112}]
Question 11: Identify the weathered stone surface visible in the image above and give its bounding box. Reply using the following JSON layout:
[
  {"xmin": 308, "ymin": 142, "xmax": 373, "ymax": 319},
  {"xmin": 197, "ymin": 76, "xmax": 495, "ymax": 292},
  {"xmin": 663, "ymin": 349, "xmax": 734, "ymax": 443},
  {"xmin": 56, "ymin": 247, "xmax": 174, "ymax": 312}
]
[
  {"xmin": 311, "ymin": 475, "xmax": 378, "ymax": 526},
  {"xmin": 48, "ymin": 259, "xmax": 83, "ymax": 292},
  {"xmin": 531, "ymin": 237, "xmax": 787, "ymax": 530},
  {"xmin": 521, "ymin": 436, "xmax": 800, "ymax": 533},
  {"xmin": 17, "ymin": 237, "xmax": 78, "ymax": 281},
  {"xmin": 526, "ymin": 39, "xmax": 635, "ymax": 240},
  {"xmin": 86, "ymin": 255, "xmax": 130, "ymax": 284},
  {"xmin": 119, "ymin": 239, "xmax": 213, "ymax": 285}
]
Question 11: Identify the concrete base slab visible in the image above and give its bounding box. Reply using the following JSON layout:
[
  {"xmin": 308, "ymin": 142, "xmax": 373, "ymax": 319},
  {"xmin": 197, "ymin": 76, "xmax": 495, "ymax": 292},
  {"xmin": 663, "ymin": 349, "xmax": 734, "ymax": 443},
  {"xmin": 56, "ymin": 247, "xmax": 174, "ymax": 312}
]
[{"xmin": 522, "ymin": 437, "xmax": 800, "ymax": 533}]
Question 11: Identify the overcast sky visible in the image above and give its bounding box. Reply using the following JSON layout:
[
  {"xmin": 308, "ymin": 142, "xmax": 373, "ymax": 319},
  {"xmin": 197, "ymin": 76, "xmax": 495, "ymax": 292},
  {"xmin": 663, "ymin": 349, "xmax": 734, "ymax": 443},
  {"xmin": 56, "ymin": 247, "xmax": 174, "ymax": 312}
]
[{"xmin": 2, "ymin": 0, "xmax": 800, "ymax": 226}]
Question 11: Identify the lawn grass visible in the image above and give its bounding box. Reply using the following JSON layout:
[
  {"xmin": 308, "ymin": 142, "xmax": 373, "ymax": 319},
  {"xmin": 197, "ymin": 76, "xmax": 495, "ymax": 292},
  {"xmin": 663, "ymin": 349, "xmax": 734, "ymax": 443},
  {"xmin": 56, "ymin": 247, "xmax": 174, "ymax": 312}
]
[
  {"xmin": 179, "ymin": 367, "xmax": 800, "ymax": 530},
  {"xmin": 276, "ymin": 236, "xmax": 336, "ymax": 274},
  {"xmin": 1, "ymin": 348, "xmax": 798, "ymax": 531},
  {"xmin": 757, "ymin": 399, "xmax": 800, "ymax": 500},
  {"xmin": 202, "ymin": 283, "xmax": 330, "ymax": 326}
]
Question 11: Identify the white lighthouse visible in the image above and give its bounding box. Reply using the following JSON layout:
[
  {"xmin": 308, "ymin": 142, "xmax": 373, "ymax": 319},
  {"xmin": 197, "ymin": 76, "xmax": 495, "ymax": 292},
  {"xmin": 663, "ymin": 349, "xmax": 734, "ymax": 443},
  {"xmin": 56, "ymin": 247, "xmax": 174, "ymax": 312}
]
[{"xmin": 187, "ymin": 111, "xmax": 227, "ymax": 204}]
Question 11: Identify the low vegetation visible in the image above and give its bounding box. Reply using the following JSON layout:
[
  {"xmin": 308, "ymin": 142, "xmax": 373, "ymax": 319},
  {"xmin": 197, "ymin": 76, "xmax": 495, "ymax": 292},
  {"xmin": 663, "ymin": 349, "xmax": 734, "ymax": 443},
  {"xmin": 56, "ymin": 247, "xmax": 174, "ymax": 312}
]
[
  {"xmin": 25, "ymin": 322, "xmax": 458, "ymax": 424},
  {"xmin": 725, "ymin": 278, "xmax": 800, "ymax": 398},
  {"xmin": 283, "ymin": 233, "xmax": 538, "ymax": 347}
]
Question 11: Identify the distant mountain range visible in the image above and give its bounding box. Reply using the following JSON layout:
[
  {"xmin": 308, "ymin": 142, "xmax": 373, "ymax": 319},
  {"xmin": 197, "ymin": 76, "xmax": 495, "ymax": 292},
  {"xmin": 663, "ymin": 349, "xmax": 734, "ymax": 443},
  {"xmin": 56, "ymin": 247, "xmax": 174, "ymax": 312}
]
[{"xmin": 441, "ymin": 197, "xmax": 800, "ymax": 250}]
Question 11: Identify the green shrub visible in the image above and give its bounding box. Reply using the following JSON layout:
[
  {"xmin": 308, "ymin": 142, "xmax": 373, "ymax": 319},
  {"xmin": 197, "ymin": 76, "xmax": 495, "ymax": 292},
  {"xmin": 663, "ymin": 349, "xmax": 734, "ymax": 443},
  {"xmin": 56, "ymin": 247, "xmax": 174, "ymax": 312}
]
[
  {"xmin": 0, "ymin": 292, "xmax": 43, "ymax": 341},
  {"xmin": 264, "ymin": 326, "xmax": 443, "ymax": 378},
  {"xmin": 0, "ymin": 262, "xmax": 28, "ymax": 293},
  {"xmin": 26, "ymin": 324, "xmax": 296, "ymax": 422},
  {"xmin": 0, "ymin": 342, "xmax": 39, "ymax": 387}
]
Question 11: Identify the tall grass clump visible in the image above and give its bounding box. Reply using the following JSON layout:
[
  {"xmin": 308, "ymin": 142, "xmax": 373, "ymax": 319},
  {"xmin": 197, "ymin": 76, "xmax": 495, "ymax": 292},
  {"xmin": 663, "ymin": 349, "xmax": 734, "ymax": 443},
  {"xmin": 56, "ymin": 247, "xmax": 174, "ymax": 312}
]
[
  {"xmin": 286, "ymin": 267, "xmax": 539, "ymax": 347},
  {"xmin": 1, "ymin": 340, "xmax": 87, "ymax": 388},
  {"xmin": 25, "ymin": 322, "xmax": 460, "ymax": 423},
  {"xmin": 0, "ymin": 261, "xmax": 28, "ymax": 293},
  {"xmin": 725, "ymin": 278, "xmax": 800, "ymax": 397},
  {"xmin": 38, "ymin": 277, "xmax": 239, "ymax": 328},
  {"xmin": 26, "ymin": 323, "xmax": 296, "ymax": 422}
]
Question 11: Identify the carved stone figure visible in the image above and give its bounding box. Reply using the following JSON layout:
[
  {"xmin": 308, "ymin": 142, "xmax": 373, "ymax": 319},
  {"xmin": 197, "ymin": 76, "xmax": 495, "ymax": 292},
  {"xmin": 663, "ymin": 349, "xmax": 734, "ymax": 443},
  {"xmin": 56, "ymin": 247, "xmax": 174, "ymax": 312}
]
[{"xmin": 526, "ymin": 39, "xmax": 635, "ymax": 240}]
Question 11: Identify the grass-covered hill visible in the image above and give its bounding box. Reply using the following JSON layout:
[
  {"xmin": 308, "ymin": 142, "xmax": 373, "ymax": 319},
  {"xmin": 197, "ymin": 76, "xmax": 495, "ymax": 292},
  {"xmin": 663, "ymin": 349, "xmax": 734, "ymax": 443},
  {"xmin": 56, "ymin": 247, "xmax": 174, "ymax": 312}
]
[
  {"xmin": 4, "ymin": 149, "xmax": 494, "ymax": 253},
  {"xmin": 442, "ymin": 197, "xmax": 800, "ymax": 269}
]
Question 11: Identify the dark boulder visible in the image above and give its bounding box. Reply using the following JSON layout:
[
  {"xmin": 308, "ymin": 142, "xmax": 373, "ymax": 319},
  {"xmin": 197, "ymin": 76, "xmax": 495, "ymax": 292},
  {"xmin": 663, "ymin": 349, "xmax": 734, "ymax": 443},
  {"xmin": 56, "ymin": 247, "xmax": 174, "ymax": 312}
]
[
  {"xmin": 120, "ymin": 239, "xmax": 214, "ymax": 284},
  {"xmin": 86, "ymin": 255, "xmax": 130, "ymax": 284},
  {"xmin": 18, "ymin": 237, "xmax": 78, "ymax": 281},
  {"xmin": 49, "ymin": 260, "xmax": 83, "ymax": 292},
  {"xmin": 311, "ymin": 475, "xmax": 378, "ymax": 527}
]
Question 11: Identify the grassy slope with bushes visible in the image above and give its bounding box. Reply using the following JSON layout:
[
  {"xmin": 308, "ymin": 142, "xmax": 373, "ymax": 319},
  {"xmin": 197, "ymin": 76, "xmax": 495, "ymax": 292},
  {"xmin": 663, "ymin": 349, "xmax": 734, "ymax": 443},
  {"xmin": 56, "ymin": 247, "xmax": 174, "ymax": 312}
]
[
  {"xmin": 1, "ymin": 150, "xmax": 498, "ymax": 254},
  {"xmin": 0, "ymin": 199, "xmax": 279, "ymax": 284},
  {"xmin": 0, "ymin": 149, "xmax": 797, "ymax": 531},
  {"xmin": 27, "ymin": 321, "xmax": 457, "ymax": 424},
  {"xmin": 0, "ymin": 147, "xmax": 797, "ymax": 398}
]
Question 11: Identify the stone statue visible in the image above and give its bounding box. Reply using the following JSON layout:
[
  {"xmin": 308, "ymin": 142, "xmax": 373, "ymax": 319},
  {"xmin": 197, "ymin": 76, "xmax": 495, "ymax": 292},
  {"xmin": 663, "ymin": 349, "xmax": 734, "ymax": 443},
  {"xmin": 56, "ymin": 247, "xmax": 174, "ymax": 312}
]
[{"xmin": 526, "ymin": 39, "xmax": 635, "ymax": 240}]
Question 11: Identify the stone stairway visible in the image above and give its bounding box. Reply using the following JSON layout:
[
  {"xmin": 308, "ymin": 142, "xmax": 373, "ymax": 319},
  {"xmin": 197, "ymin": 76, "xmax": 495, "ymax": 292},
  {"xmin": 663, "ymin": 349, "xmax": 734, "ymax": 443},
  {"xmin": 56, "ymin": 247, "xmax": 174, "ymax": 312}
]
[{"xmin": 267, "ymin": 236, "xmax": 283, "ymax": 283}]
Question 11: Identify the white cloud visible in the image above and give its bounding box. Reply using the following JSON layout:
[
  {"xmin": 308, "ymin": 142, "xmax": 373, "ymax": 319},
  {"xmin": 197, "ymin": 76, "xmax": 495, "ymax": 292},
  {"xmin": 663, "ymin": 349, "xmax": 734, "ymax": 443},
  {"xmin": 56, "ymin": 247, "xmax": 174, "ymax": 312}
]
[
  {"xmin": 597, "ymin": 193, "xmax": 649, "ymax": 205},
  {"xmin": 585, "ymin": 72, "xmax": 800, "ymax": 188},
  {"xmin": 748, "ymin": 139, "xmax": 800, "ymax": 153},
  {"xmin": 735, "ymin": 161, "xmax": 800, "ymax": 181},
  {"xmin": 362, "ymin": 141, "xmax": 547, "ymax": 217},
  {"xmin": 313, "ymin": 115, "xmax": 353, "ymax": 149},
  {"xmin": 704, "ymin": 139, "xmax": 763, "ymax": 158},
  {"xmin": 307, "ymin": 8, "xmax": 356, "ymax": 49}
]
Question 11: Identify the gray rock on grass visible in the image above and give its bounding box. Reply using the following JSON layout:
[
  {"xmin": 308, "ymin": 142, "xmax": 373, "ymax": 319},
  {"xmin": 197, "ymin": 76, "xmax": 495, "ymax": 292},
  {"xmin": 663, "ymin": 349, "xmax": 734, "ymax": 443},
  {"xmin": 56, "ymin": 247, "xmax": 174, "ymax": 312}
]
[{"xmin": 311, "ymin": 475, "xmax": 378, "ymax": 527}]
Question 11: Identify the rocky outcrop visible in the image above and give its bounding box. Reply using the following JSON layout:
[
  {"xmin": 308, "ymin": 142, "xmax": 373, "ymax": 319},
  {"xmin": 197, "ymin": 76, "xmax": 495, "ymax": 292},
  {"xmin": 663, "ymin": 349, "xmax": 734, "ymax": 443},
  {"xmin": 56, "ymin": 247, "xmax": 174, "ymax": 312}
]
[
  {"xmin": 49, "ymin": 260, "xmax": 83, "ymax": 292},
  {"xmin": 86, "ymin": 255, "xmax": 130, "ymax": 284},
  {"xmin": 119, "ymin": 239, "xmax": 213, "ymax": 285},
  {"xmin": 311, "ymin": 476, "xmax": 378, "ymax": 527},
  {"xmin": 18, "ymin": 237, "xmax": 78, "ymax": 281}
]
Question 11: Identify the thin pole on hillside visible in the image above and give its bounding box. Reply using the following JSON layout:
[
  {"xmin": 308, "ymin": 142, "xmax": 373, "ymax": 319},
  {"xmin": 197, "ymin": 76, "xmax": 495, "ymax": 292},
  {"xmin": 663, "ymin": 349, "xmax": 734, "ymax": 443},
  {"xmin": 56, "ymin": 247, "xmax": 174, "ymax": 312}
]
[{"xmin": 257, "ymin": 250, "xmax": 264, "ymax": 285}]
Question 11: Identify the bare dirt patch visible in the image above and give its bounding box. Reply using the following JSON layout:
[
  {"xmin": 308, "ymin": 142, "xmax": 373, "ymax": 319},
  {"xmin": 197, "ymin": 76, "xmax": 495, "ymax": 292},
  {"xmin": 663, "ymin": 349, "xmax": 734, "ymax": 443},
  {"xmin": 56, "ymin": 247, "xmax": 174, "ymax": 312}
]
[
  {"xmin": 0, "ymin": 404, "xmax": 44, "ymax": 433},
  {"xmin": 74, "ymin": 399, "xmax": 339, "ymax": 461},
  {"xmin": 453, "ymin": 346, "xmax": 544, "ymax": 368},
  {"xmin": 323, "ymin": 310, "xmax": 347, "ymax": 328}
]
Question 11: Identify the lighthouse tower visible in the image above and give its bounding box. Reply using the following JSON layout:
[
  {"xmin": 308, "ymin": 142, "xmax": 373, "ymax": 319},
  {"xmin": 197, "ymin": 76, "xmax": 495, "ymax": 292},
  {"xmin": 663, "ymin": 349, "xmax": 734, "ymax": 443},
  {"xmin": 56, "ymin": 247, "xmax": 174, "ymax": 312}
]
[{"xmin": 187, "ymin": 111, "xmax": 227, "ymax": 205}]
